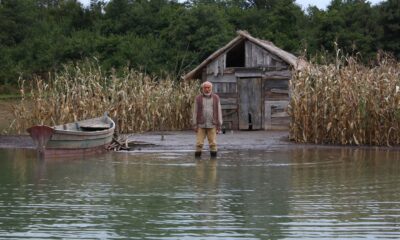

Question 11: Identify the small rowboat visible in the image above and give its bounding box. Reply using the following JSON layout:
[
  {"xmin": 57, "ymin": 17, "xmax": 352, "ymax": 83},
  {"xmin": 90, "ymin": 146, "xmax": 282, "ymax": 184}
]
[{"xmin": 27, "ymin": 114, "xmax": 115, "ymax": 156}]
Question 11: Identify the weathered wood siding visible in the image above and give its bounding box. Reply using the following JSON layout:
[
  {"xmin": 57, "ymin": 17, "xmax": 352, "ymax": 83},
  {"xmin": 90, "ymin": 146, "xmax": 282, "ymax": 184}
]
[
  {"xmin": 245, "ymin": 41, "xmax": 290, "ymax": 70},
  {"xmin": 264, "ymin": 72, "xmax": 291, "ymax": 130},
  {"xmin": 207, "ymin": 54, "xmax": 226, "ymax": 76},
  {"xmin": 238, "ymin": 78, "xmax": 263, "ymax": 130},
  {"xmin": 205, "ymin": 40, "xmax": 291, "ymax": 76},
  {"xmin": 203, "ymin": 40, "xmax": 293, "ymax": 130}
]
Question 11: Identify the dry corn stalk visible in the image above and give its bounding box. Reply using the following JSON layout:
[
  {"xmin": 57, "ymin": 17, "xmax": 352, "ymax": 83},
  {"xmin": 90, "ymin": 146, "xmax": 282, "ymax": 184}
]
[
  {"xmin": 289, "ymin": 53, "xmax": 400, "ymax": 146},
  {"xmin": 10, "ymin": 61, "xmax": 200, "ymax": 134}
]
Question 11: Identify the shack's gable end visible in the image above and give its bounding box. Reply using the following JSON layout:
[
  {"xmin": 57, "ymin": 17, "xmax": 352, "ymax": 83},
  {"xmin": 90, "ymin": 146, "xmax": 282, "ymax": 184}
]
[
  {"xmin": 183, "ymin": 30, "xmax": 305, "ymax": 81},
  {"xmin": 206, "ymin": 40, "xmax": 290, "ymax": 77},
  {"xmin": 245, "ymin": 41, "xmax": 289, "ymax": 69},
  {"xmin": 184, "ymin": 30, "xmax": 299, "ymax": 130}
]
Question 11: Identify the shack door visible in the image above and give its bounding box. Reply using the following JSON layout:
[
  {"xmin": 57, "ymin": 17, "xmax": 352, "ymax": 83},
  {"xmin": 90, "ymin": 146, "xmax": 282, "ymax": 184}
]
[{"xmin": 238, "ymin": 78, "xmax": 263, "ymax": 130}]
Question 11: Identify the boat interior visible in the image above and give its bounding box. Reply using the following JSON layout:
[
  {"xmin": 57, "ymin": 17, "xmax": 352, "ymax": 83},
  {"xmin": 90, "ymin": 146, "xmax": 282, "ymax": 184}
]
[{"xmin": 54, "ymin": 117, "xmax": 114, "ymax": 131}]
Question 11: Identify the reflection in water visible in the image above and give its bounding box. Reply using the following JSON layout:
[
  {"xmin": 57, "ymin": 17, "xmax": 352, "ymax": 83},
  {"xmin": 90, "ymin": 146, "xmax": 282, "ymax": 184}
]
[
  {"xmin": 288, "ymin": 148, "xmax": 400, "ymax": 239},
  {"xmin": 0, "ymin": 148, "xmax": 399, "ymax": 239}
]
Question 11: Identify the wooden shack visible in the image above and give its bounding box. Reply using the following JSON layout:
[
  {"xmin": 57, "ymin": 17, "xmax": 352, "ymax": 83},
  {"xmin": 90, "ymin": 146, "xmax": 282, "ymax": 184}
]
[{"xmin": 183, "ymin": 30, "xmax": 304, "ymax": 130}]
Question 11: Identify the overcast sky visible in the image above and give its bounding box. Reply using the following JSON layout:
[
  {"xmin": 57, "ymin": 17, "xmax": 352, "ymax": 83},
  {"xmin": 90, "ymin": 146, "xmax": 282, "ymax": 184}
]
[
  {"xmin": 78, "ymin": 0, "xmax": 384, "ymax": 10},
  {"xmin": 295, "ymin": 0, "xmax": 383, "ymax": 9}
]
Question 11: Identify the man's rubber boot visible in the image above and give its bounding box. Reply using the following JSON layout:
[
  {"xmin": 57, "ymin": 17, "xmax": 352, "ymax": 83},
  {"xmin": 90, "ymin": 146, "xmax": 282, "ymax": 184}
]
[
  {"xmin": 210, "ymin": 151, "xmax": 217, "ymax": 158},
  {"xmin": 195, "ymin": 151, "xmax": 202, "ymax": 158}
]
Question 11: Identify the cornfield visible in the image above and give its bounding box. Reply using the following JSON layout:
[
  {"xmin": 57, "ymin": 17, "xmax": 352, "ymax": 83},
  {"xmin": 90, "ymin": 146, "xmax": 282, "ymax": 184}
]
[
  {"xmin": 289, "ymin": 54, "xmax": 400, "ymax": 146},
  {"xmin": 11, "ymin": 62, "xmax": 200, "ymax": 134}
]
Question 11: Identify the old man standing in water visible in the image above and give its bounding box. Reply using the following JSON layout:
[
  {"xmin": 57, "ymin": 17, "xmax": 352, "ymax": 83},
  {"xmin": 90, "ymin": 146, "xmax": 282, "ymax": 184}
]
[{"xmin": 192, "ymin": 81, "xmax": 223, "ymax": 158}]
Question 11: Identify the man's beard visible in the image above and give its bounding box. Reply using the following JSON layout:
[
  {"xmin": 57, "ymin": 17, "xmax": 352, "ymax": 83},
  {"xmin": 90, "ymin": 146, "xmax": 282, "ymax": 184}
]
[{"xmin": 203, "ymin": 92, "xmax": 211, "ymax": 96}]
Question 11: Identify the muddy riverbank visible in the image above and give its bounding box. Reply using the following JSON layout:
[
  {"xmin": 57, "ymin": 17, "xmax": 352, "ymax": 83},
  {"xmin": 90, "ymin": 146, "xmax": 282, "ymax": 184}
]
[
  {"xmin": 1, "ymin": 130, "xmax": 399, "ymax": 152},
  {"xmin": 0, "ymin": 131, "xmax": 292, "ymax": 151}
]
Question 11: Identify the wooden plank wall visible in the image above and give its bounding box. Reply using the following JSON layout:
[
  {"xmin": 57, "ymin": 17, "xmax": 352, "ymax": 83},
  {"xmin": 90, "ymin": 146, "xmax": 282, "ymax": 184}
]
[
  {"xmin": 206, "ymin": 77, "xmax": 292, "ymax": 130},
  {"xmin": 243, "ymin": 41, "xmax": 291, "ymax": 130},
  {"xmin": 264, "ymin": 75, "xmax": 291, "ymax": 130},
  {"xmin": 241, "ymin": 41, "xmax": 291, "ymax": 129},
  {"xmin": 203, "ymin": 39, "xmax": 293, "ymax": 130},
  {"xmin": 207, "ymin": 54, "xmax": 226, "ymax": 76},
  {"xmin": 238, "ymin": 78, "xmax": 263, "ymax": 130},
  {"xmin": 245, "ymin": 41, "xmax": 288, "ymax": 70},
  {"xmin": 206, "ymin": 40, "xmax": 291, "ymax": 77}
]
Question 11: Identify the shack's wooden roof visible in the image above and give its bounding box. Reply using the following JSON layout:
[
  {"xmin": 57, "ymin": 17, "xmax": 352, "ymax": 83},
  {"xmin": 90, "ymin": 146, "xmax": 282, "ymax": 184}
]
[{"xmin": 182, "ymin": 30, "xmax": 306, "ymax": 80}]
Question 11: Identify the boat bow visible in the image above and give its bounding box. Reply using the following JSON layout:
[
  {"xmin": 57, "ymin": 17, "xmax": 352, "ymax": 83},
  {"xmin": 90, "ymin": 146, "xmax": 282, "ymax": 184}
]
[{"xmin": 27, "ymin": 125, "xmax": 55, "ymax": 152}]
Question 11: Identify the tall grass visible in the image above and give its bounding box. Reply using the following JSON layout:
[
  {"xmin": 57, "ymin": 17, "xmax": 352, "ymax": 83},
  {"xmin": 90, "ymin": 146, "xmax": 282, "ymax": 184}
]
[
  {"xmin": 289, "ymin": 53, "xmax": 400, "ymax": 146},
  {"xmin": 11, "ymin": 62, "xmax": 199, "ymax": 134}
]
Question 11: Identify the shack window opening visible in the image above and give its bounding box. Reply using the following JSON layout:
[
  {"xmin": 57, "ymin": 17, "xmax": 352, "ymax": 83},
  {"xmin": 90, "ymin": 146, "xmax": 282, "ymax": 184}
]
[{"xmin": 226, "ymin": 41, "xmax": 245, "ymax": 68}]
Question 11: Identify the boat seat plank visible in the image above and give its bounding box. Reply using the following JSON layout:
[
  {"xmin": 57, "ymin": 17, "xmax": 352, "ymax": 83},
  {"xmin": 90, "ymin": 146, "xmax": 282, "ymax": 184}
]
[{"xmin": 79, "ymin": 123, "xmax": 110, "ymax": 129}]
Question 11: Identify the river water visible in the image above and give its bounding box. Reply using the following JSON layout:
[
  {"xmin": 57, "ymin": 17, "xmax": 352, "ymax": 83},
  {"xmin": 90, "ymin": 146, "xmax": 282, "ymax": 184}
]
[{"xmin": 0, "ymin": 148, "xmax": 399, "ymax": 239}]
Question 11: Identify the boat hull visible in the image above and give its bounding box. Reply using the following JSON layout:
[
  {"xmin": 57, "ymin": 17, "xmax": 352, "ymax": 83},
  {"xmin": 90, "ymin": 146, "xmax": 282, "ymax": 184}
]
[
  {"xmin": 27, "ymin": 116, "xmax": 115, "ymax": 156},
  {"xmin": 46, "ymin": 129, "xmax": 114, "ymax": 149}
]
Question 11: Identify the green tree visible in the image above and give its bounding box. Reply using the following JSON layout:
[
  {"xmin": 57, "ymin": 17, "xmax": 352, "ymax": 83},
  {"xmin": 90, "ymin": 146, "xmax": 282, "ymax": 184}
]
[
  {"xmin": 0, "ymin": 0, "xmax": 397, "ymax": 91},
  {"xmin": 261, "ymin": 0, "xmax": 306, "ymax": 53},
  {"xmin": 309, "ymin": 0, "xmax": 382, "ymax": 59},
  {"xmin": 161, "ymin": 2, "xmax": 235, "ymax": 71},
  {"xmin": 225, "ymin": 0, "xmax": 306, "ymax": 54},
  {"xmin": 0, "ymin": 0, "xmax": 38, "ymax": 46},
  {"xmin": 378, "ymin": 0, "xmax": 400, "ymax": 58}
]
